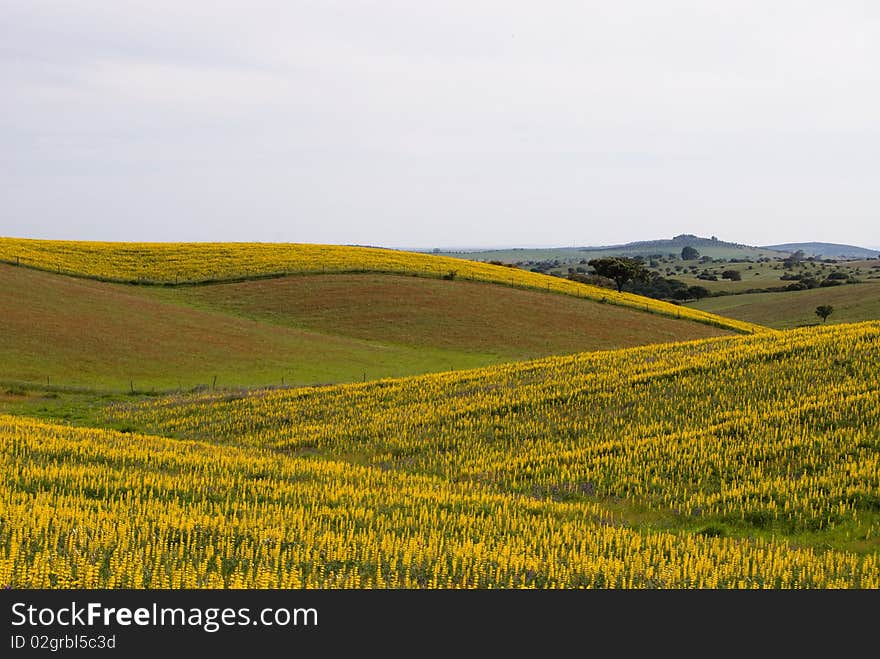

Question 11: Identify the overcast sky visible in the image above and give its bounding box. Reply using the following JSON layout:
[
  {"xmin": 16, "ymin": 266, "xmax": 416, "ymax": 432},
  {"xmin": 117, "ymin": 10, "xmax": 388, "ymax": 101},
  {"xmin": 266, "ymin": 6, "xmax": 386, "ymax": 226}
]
[{"xmin": 2, "ymin": 2, "xmax": 879, "ymax": 249}]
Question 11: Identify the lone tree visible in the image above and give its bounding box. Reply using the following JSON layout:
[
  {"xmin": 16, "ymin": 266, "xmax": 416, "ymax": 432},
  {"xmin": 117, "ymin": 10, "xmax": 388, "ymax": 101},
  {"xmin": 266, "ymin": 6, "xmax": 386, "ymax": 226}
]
[
  {"xmin": 784, "ymin": 249, "xmax": 806, "ymax": 269},
  {"xmin": 588, "ymin": 257, "xmax": 650, "ymax": 293},
  {"xmin": 681, "ymin": 245, "xmax": 700, "ymax": 260},
  {"xmin": 721, "ymin": 269, "xmax": 742, "ymax": 281},
  {"xmin": 815, "ymin": 305, "xmax": 834, "ymax": 323}
]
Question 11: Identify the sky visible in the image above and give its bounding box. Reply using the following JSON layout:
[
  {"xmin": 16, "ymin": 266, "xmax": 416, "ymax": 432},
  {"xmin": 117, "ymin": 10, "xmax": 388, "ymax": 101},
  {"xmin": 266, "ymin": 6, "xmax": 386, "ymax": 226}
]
[{"xmin": 2, "ymin": 1, "xmax": 879, "ymax": 249}]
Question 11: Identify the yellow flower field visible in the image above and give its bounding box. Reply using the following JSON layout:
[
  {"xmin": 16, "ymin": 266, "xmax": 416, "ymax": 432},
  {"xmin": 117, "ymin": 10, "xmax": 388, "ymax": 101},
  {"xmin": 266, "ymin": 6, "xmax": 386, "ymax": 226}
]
[
  {"xmin": 1, "ymin": 413, "xmax": 877, "ymax": 588},
  {"xmin": 2, "ymin": 322, "xmax": 875, "ymax": 588},
  {"xmin": 108, "ymin": 321, "xmax": 880, "ymax": 541}
]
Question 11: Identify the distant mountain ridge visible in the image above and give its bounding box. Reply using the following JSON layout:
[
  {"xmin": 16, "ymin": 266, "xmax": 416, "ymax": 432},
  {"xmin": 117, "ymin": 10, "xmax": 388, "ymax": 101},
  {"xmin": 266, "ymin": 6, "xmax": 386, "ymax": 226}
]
[{"xmin": 761, "ymin": 242, "xmax": 879, "ymax": 259}]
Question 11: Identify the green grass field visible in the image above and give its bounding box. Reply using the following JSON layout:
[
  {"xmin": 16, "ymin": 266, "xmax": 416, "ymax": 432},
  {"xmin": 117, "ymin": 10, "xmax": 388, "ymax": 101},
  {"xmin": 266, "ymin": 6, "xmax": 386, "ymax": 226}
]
[
  {"xmin": 687, "ymin": 281, "xmax": 880, "ymax": 329},
  {"xmin": 657, "ymin": 259, "xmax": 880, "ymax": 294},
  {"xmin": 0, "ymin": 264, "xmax": 730, "ymax": 393},
  {"xmin": 147, "ymin": 273, "xmax": 728, "ymax": 353},
  {"xmin": 0, "ymin": 263, "xmax": 493, "ymax": 391}
]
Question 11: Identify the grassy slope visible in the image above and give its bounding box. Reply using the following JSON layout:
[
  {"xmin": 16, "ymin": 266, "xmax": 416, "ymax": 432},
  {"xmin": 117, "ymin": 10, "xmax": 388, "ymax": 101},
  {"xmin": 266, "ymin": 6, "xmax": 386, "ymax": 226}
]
[
  {"xmin": 0, "ymin": 265, "xmax": 730, "ymax": 392},
  {"xmin": 149, "ymin": 274, "xmax": 729, "ymax": 354},
  {"xmin": 687, "ymin": 282, "xmax": 880, "ymax": 329},
  {"xmin": 763, "ymin": 242, "xmax": 880, "ymax": 258},
  {"xmin": 0, "ymin": 264, "xmax": 490, "ymax": 390},
  {"xmin": 0, "ymin": 237, "xmax": 763, "ymax": 333}
]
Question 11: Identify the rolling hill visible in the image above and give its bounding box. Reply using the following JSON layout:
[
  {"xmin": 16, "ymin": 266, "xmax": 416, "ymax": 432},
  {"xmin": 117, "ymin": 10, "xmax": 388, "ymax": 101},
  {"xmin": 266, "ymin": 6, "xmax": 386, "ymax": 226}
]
[
  {"xmin": 2, "ymin": 235, "xmax": 877, "ymax": 591},
  {"xmin": 687, "ymin": 280, "xmax": 880, "ymax": 329},
  {"xmin": 3, "ymin": 321, "xmax": 877, "ymax": 588},
  {"xmin": 432, "ymin": 234, "xmax": 785, "ymax": 263},
  {"xmin": 0, "ymin": 263, "xmax": 733, "ymax": 392},
  {"xmin": 761, "ymin": 242, "xmax": 879, "ymax": 259},
  {"xmin": 106, "ymin": 321, "xmax": 880, "ymax": 555},
  {"xmin": 0, "ymin": 237, "xmax": 762, "ymax": 335}
]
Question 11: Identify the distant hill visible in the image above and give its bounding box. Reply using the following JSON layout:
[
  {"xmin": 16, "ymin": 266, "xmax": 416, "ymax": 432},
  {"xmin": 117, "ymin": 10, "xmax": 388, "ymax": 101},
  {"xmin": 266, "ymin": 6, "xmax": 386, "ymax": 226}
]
[
  {"xmin": 590, "ymin": 234, "xmax": 785, "ymax": 258},
  {"xmin": 761, "ymin": 242, "xmax": 879, "ymax": 259},
  {"xmin": 611, "ymin": 234, "xmax": 750, "ymax": 250},
  {"xmin": 0, "ymin": 237, "xmax": 764, "ymax": 337},
  {"xmin": 434, "ymin": 234, "xmax": 782, "ymax": 262}
]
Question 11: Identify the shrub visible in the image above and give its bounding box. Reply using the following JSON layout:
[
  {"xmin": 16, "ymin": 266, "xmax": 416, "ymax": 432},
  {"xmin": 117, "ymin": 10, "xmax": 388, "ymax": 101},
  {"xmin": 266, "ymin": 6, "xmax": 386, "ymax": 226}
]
[{"xmin": 687, "ymin": 285, "xmax": 711, "ymax": 299}]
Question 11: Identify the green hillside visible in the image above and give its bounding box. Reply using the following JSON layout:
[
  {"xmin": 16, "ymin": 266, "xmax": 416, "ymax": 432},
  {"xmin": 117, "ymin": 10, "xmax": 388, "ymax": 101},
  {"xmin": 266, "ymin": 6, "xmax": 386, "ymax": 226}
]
[
  {"xmin": 0, "ymin": 264, "xmax": 731, "ymax": 393},
  {"xmin": 762, "ymin": 242, "xmax": 879, "ymax": 259},
  {"xmin": 687, "ymin": 281, "xmax": 880, "ymax": 329},
  {"xmin": 0, "ymin": 237, "xmax": 762, "ymax": 334}
]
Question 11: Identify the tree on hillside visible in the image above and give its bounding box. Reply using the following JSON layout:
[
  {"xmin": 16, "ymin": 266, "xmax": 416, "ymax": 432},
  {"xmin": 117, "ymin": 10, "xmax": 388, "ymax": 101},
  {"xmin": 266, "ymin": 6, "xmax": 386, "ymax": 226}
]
[
  {"xmin": 721, "ymin": 269, "xmax": 742, "ymax": 281},
  {"xmin": 681, "ymin": 246, "xmax": 700, "ymax": 260},
  {"xmin": 687, "ymin": 285, "xmax": 711, "ymax": 299},
  {"xmin": 815, "ymin": 305, "xmax": 833, "ymax": 323},
  {"xmin": 784, "ymin": 250, "xmax": 806, "ymax": 268},
  {"xmin": 588, "ymin": 257, "xmax": 650, "ymax": 293}
]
